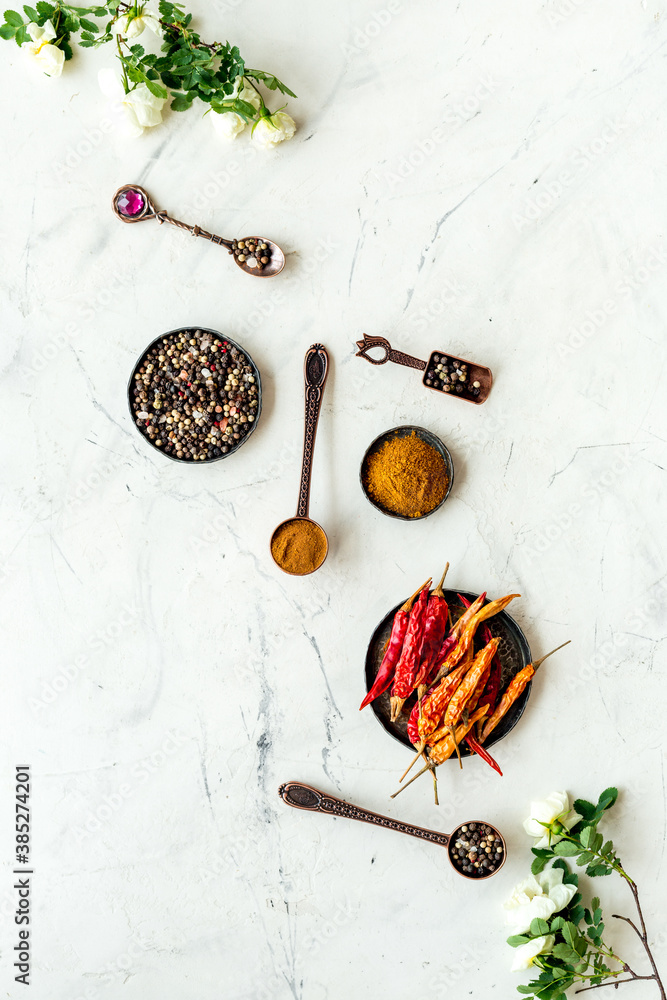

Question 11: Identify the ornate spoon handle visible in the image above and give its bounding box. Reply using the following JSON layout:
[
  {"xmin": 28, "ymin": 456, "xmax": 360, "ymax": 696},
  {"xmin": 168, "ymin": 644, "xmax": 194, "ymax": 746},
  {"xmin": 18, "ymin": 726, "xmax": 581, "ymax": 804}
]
[
  {"xmin": 154, "ymin": 210, "xmax": 233, "ymax": 249},
  {"xmin": 297, "ymin": 345, "xmax": 329, "ymax": 519},
  {"xmin": 355, "ymin": 334, "xmax": 426, "ymax": 371},
  {"xmin": 278, "ymin": 781, "xmax": 451, "ymax": 849}
]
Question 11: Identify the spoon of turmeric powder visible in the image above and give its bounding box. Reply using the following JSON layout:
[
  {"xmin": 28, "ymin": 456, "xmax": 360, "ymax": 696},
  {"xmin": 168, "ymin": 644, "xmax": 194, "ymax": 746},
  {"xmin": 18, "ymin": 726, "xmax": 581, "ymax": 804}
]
[{"xmin": 270, "ymin": 345, "xmax": 330, "ymax": 576}]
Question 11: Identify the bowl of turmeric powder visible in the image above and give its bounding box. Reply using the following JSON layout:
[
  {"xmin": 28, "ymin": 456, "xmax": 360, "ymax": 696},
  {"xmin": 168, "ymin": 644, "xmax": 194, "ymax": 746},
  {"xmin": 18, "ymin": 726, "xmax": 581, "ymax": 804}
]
[{"xmin": 360, "ymin": 425, "xmax": 454, "ymax": 520}]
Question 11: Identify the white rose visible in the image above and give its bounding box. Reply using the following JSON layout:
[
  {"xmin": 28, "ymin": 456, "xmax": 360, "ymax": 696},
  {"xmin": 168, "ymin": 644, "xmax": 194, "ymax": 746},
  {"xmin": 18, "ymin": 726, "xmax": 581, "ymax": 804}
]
[
  {"xmin": 252, "ymin": 111, "xmax": 296, "ymax": 148},
  {"xmin": 211, "ymin": 110, "xmax": 246, "ymax": 140},
  {"xmin": 524, "ymin": 791, "xmax": 583, "ymax": 849},
  {"xmin": 26, "ymin": 21, "xmax": 65, "ymax": 77},
  {"xmin": 511, "ymin": 934, "xmax": 555, "ymax": 972},
  {"xmin": 504, "ymin": 867, "xmax": 577, "ymax": 935},
  {"xmin": 113, "ymin": 10, "xmax": 161, "ymax": 39},
  {"xmin": 210, "ymin": 79, "xmax": 262, "ymax": 141},
  {"xmin": 98, "ymin": 69, "xmax": 165, "ymax": 137}
]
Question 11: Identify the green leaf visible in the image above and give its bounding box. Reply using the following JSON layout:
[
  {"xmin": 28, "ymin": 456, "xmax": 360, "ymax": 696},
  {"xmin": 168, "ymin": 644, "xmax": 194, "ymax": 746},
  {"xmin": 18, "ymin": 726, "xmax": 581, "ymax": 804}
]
[
  {"xmin": 550, "ymin": 916, "xmax": 566, "ymax": 932},
  {"xmin": 587, "ymin": 863, "xmax": 612, "ymax": 877},
  {"xmin": 507, "ymin": 934, "xmax": 531, "ymax": 947},
  {"xmin": 574, "ymin": 798, "xmax": 596, "ymax": 821},
  {"xmin": 531, "ymin": 918, "xmax": 551, "ymax": 936},
  {"xmin": 597, "ymin": 787, "xmax": 618, "ymax": 812},
  {"xmin": 569, "ymin": 905, "xmax": 585, "ymax": 925},
  {"xmin": 580, "ymin": 826, "xmax": 595, "ymax": 848},
  {"xmin": 79, "ymin": 16, "xmax": 99, "ymax": 32},
  {"xmin": 592, "ymin": 833, "xmax": 603, "ymax": 853},
  {"xmin": 577, "ymin": 851, "xmax": 595, "ymax": 865},
  {"xmin": 22, "ymin": 4, "xmax": 38, "ymax": 18},
  {"xmin": 553, "ymin": 841, "xmax": 580, "ymax": 857},
  {"xmin": 591, "ymin": 897, "xmax": 600, "ymax": 911},
  {"xmin": 562, "ymin": 922, "xmax": 579, "ymax": 949},
  {"xmin": 245, "ymin": 66, "xmax": 297, "ymax": 98},
  {"xmin": 516, "ymin": 988, "xmax": 536, "ymax": 995},
  {"xmin": 593, "ymin": 907, "xmax": 602, "ymax": 924},
  {"xmin": 552, "ymin": 943, "xmax": 580, "ymax": 964},
  {"xmin": 170, "ymin": 91, "xmax": 193, "ymax": 111},
  {"xmin": 4, "ymin": 9, "xmax": 24, "ymax": 25},
  {"xmin": 35, "ymin": 0, "xmax": 53, "ymax": 11},
  {"xmin": 14, "ymin": 21, "xmax": 27, "ymax": 42},
  {"xmin": 584, "ymin": 909, "xmax": 593, "ymax": 924},
  {"xmin": 0, "ymin": 21, "xmax": 16, "ymax": 36},
  {"xmin": 145, "ymin": 79, "xmax": 168, "ymax": 99},
  {"xmin": 601, "ymin": 840, "xmax": 613, "ymax": 857},
  {"xmin": 531, "ymin": 854, "xmax": 550, "ymax": 875}
]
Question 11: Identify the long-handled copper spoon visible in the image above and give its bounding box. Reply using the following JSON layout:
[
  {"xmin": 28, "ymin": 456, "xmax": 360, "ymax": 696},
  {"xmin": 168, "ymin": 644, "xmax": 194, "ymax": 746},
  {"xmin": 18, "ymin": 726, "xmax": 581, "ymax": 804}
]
[
  {"xmin": 270, "ymin": 345, "xmax": 330, "ymax": 576},
  {"xmin": 278, "ymin": 781, "xmax": 506, "ymax": 880},
  {"xmin": 112, "ymin": 183, "xmax": 285, "ymax": 277}
]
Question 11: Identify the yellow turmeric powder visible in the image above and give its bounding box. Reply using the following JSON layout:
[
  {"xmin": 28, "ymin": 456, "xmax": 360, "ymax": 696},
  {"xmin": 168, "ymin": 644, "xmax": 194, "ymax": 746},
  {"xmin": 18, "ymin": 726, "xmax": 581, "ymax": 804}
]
[{"xmin": 363, "ymin": 431, "xmax": 448, "ymax": 518}]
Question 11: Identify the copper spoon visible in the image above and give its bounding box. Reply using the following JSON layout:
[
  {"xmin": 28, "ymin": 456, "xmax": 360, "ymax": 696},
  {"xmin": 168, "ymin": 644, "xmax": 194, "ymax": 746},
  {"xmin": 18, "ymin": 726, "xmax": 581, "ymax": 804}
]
[
  {"xmin": 112, "ymin": 184, "xmax": 285, "ymax": 277},
  {"xmin": 278, "ymin": 781, "xmax": 506, "ymax": 880},
  {"xmin": 270, "ymin": 345, "xmax": 329, "ymax": 576}
]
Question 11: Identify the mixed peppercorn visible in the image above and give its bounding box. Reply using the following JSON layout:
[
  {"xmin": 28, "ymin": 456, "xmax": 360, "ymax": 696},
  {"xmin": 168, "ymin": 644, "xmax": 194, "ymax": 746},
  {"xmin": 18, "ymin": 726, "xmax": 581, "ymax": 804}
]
[
  {"xmin": 423, "ymin": 352, "xmax": 482, "ymax": 399},
  {"xmin": 449, "ymin": 822, "xmax": 505, "ymax": 878},
  {"xmin": 130, "ymin": 329, "xmax": 260, "ymax": 462},
  {"xmin": 229, "ymin": 237, "xmax": 272, "ymax": 271}
]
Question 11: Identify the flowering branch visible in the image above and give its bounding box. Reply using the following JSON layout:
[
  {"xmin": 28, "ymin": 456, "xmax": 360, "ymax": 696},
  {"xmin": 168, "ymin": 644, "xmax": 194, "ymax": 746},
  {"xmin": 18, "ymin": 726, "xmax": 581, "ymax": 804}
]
[
  {"xmin": 0, "ymin": 1, "xmax": 297, "ymax": 143},
  {"xmin": 505, "ymin": 789, "xmax": 665, "ymax": 1000}
]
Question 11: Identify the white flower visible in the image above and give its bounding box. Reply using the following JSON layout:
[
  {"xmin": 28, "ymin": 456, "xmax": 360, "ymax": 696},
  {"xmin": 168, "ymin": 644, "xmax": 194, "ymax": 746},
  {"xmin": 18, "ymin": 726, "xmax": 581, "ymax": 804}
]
[
  {"xmin": 504, "ymin": 867, "xmax": 577, "ymax": 935},
  {"xmin": 252, "ymin": 110, "xmax": 296, "ymax": 148},
  {"xmin": 26, "ymin": 21, "xmax": 65, "ymax": 77},
  {"xmin": 210, "ymin": 78, "xmax": 262, "ymax": 141},
  {"xmin": 211, "ymin": 111, "xmax": 246, "ymax": 140},
  {"xmin": 113, "ymin": 9, "xmax": 161, "ymax": 39},
  {"xmin": 524, "ymin": 791, "xmax": 583, "ymax": 849},
  {"xmin": 511, "ymin": 934, "xmax": 555, "ymax": 972},
  {"xmin": 98, "ymin": 69, "xmax": 165, "ymax": 137}
]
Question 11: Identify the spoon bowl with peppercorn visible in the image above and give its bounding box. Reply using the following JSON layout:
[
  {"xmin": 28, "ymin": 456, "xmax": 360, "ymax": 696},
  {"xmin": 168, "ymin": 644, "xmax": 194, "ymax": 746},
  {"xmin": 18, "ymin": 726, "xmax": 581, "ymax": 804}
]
[{"xmin": 278, "ymin": 782, "xmax": 506, "ymax": 880}]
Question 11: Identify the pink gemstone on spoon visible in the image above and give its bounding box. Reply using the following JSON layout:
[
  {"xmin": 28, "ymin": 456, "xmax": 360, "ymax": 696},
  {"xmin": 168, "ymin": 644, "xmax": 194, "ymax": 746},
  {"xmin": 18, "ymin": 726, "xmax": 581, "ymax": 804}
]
[{"xmin": 117, "ymin": 189, "xmax": 145, "ymax": 217}]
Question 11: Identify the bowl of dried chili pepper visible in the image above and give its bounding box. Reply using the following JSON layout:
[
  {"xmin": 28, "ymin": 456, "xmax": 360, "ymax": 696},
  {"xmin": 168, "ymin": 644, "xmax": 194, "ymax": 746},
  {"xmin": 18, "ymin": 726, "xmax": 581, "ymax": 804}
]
[
  {"xmin": 359, "ymin": 425, "xmax": 454, "ymax": 520},
  {"xmin": 363, "ymin": 587, "xmax": 532, "ymax": 759}
]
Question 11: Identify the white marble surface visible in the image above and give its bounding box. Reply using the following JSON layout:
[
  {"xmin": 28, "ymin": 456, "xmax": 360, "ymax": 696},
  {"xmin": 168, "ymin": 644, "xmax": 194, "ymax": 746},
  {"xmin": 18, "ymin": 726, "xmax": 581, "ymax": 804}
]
[{"xmin": 1, "ymin": 1, "xmax": 666, "ymax": 997}]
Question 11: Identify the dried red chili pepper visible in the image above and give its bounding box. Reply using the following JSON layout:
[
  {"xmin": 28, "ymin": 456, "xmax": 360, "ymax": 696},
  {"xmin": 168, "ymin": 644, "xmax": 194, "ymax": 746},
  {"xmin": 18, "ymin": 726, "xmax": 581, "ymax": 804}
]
[
  {"xmin": 458, "ymin": 594, "xmax": 504, "ymax": 739},
  {"xmin": 389, "ymin": 584, "xmax": 431, "ymax": 721},
  {"xmin": 480, "ymin": 641, "xmax": 570, "ymax": 743},
  {"xmin": 359, "ymin": 578, "xmax": 431, "ymax": 711},
  {"xmin": 391, "ymin": 705, "xmax": 490, "ymax": 798},
  {"xmin": 416, "ymin": 659, "xmax": 470, "ymax": 743},
  {"xmin": 464, "ymin": 732, "xmax": 503, "ymax": 775},
  {"xmin": 414, "ymin": 567, "xmax": 450, "ymax": 691},
  {"xmin": 429, "ymin": 593, "xmax": 519, "ymax": 690},
  {"xmin": 430, "ymin": 591, "xmax": 486, "ymax": 677}
]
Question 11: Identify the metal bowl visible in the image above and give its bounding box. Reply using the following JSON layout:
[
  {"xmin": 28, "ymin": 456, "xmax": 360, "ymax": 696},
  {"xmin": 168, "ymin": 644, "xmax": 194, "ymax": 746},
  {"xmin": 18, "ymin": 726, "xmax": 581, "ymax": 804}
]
[
  {"xmin": 359, "ymin": 425, "xmax": 454, "ymax": 520},
  {"xmin": 127, "ymin": 327, "xmax": 262, "ymax": 464},
  {"xmin": 364, "ymin": 589, "xmax": 531, "ymax": 755}
]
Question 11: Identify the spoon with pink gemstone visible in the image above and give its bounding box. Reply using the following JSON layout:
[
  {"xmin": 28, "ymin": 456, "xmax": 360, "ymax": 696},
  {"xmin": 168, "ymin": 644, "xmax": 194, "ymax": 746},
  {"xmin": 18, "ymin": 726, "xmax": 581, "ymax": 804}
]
[{"xmin": 112, "ymin": 183, "xmax": 285, "ymax": 277}]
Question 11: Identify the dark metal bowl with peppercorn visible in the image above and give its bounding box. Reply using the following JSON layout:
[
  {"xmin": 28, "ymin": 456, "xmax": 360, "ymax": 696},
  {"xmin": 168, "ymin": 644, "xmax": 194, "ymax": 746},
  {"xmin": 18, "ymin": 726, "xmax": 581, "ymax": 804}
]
[{"xmin": 128, "ymin": 327, "xmax": 262, "ymax": 463}]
